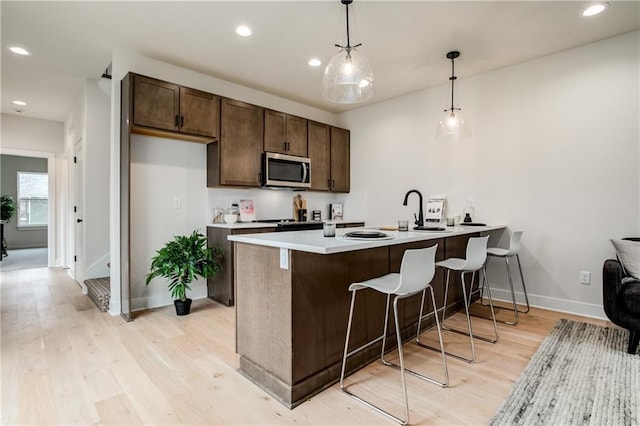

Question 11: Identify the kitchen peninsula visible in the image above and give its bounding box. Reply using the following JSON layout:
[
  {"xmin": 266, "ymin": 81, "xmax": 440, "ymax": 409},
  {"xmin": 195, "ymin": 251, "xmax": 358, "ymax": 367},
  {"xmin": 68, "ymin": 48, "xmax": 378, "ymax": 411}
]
[{"xmin": 229, "ymin": 224, "xmax": 505, "ymax": 407}]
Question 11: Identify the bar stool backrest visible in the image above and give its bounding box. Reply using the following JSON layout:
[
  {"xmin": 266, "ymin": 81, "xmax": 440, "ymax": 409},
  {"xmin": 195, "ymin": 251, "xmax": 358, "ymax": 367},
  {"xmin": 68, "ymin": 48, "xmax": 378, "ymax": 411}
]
[
  {"xmin": 505, "ymin": 230, "xmax": 524, "ymax": 256},
  {"xmin": 397, "ymin": 245, "xmax": 438, "ymax": 295},
  {"xmin": 463, "ymin": 236, "xmax": 490, "ymax": 271}
]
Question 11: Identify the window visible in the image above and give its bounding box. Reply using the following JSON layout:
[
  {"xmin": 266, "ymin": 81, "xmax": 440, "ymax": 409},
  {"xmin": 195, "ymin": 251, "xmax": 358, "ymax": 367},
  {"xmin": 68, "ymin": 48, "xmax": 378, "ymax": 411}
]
[{"xmin": 17, "ymin": 171, "xmax": 48, "ymax": 227}]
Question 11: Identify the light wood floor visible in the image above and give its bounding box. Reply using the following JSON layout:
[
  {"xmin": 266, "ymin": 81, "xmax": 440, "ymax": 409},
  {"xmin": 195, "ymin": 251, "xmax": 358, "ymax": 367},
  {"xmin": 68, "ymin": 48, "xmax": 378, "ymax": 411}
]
[{"xmin": 1, "ymin": 267, "xmax": 613, "ymax": 425}]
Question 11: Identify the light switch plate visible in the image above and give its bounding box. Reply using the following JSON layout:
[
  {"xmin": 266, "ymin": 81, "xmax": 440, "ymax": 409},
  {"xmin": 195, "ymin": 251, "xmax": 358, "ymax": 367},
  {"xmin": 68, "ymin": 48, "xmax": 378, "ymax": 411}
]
[{"xmin": 280, "ymin": 248, "xmax": 289, "ymax": 270}]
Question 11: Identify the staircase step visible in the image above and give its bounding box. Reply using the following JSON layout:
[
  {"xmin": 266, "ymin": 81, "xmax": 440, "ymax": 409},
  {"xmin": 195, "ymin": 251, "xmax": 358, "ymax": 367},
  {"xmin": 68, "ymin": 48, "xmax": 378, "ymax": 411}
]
[{"xmin": 85, "ymin": 277, "xmax": 110, "ymax": 312}]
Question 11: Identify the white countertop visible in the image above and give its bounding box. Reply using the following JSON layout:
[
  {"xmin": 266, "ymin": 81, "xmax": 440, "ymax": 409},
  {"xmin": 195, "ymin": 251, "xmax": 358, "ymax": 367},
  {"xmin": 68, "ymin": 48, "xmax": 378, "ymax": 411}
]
[{"xmin": 228, "ymin": 224, "xmax": 506, "ymax": 254}]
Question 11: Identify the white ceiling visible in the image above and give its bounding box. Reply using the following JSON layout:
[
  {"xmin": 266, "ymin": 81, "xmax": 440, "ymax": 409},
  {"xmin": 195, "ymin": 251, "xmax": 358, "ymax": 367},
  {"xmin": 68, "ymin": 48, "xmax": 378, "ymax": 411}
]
[{"xmin": 2, "ymin": 1, "xmax": 639, "ymax": 123}]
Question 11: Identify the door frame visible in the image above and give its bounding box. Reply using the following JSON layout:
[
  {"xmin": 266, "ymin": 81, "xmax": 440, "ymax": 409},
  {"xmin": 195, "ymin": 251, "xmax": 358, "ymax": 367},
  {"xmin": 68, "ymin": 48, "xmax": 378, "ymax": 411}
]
[
  {"xmin": 0, "ymin": 147, "xmax": 57, "ymax": 267},
  {"xmin": 71, "ymin": 137, "xmax": 86, "ymax": 292}
]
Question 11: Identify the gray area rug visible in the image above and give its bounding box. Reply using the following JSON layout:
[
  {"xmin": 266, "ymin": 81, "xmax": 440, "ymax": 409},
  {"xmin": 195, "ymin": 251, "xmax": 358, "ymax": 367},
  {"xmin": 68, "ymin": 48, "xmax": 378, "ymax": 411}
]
[
  {"xmin": 490, "ymin": 319, "xmax": 639, "ymax": 426},
  {"xmin": 0, "ymin": 247, "xmax": 48, "ymax": 271}
]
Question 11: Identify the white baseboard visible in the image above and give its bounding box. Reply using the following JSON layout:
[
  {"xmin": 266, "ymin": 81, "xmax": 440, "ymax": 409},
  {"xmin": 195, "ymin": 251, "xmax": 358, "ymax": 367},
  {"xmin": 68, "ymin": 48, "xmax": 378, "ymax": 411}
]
[{"xmin": 489, "ymin": 287, "xmax": 607, "ymax": 320}]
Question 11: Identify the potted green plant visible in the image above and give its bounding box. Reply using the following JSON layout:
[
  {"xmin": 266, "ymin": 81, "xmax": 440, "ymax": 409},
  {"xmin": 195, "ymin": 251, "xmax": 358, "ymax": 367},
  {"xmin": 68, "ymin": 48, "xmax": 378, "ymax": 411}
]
[
  {"xmin": 1, "ymin": 195, "xmax": 16, "ymax": 222},
  {"xmin": 1, "ymin": 195, "xmax": 17, "ymax": 258},
  {"xmin": 145, "ymin": 230, "xmax": 222, "ymax": 315}
]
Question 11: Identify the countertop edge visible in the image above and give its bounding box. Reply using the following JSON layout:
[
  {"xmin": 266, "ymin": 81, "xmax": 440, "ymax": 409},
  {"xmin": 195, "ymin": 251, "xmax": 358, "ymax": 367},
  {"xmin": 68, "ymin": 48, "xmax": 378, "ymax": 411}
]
[{"xmin": 228, "ymin": 224, "xmax": 507, "ymax": 254}]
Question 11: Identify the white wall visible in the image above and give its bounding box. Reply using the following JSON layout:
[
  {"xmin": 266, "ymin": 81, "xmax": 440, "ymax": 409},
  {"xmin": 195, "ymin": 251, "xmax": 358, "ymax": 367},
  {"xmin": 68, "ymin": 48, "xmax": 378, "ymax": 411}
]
[
  {"xmin": 84, "ymin": 80, "xmax": 111, "ymax": 279},
  {"xmin": 341, "ymin": 31, "xmax": 640, "ymax": 319},
  {"xmin": 129, "ymin": 135, "xmax": 208, "ymax": 309},
  {"xmin": 110, "ymin": 51, "xmax": 344, "ymax": 313},
  {"xmin": 0, "ymin": 113, "xmax": 65, "ymax": 266}
]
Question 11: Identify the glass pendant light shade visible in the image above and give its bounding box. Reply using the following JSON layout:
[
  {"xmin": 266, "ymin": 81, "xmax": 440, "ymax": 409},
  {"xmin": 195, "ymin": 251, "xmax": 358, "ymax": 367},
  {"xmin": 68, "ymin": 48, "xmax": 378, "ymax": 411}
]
[
  {"xmin": 323, "ymin": 0, "xmax": 374, "ymax": 104},
  {"xmin": 322, "ymin": 47, "xmax": 374, "ymax": 103},
  {"xmin": 436, "ymin": 110, "xmax": 471, "ymax": 140},
  {"xmin": 436, "ymin": 50, "xmax": 471, "ymax": 140}
]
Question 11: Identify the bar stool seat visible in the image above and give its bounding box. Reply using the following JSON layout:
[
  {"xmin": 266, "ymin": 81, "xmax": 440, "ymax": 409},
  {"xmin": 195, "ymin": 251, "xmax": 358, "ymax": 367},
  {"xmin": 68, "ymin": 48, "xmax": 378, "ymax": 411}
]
[
  {"xmin": 482, "ymin": 230, "xmax": 530, "ymax": 325},
  {"xmin": 418, "ymin": 235, "xmax": 498, "ymax": 364},
  {"xmin": 339, "ymin": 245, "xmax": 448, "ymax": 425}
]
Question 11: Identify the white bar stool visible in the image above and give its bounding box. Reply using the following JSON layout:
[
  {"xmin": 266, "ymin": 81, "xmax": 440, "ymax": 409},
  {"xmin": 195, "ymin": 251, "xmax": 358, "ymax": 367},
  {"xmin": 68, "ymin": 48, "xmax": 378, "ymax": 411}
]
[
  {"xmin": 419, "ymin": 235, "xmax": 498, "ymax": 364},
  {"xmin": 481, "ymin": 230, "xmax": 530, "ymax": 325},
  {"xmin": 339, "ymin": 245, "xmax": 448, "ymax": 425}
]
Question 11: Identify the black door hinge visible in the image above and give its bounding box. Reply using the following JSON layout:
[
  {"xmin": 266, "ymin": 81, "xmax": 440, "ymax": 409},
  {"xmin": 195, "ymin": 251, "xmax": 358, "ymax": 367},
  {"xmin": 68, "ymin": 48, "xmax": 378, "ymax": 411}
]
[
  {"xmin": 74, "ymin": 255, "xmax": 77, "ymax": 262},
  {"xmin": 74, "ymin": 206, "xmax": 77, "ymax": 213},
  {"xmin": 74, "ymin": 156, "xmax": 77, "ymax": 164}
]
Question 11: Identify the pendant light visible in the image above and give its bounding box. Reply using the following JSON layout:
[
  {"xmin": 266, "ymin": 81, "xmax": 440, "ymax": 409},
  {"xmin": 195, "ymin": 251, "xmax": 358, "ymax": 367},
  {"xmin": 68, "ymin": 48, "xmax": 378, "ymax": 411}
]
[
  {"xmin": 436, "ymin": 51, "xmax": 471, "ymax": 140},
  {"xmin": 322, "ymin": 0, "xmax": 374, "ymax": 104}
]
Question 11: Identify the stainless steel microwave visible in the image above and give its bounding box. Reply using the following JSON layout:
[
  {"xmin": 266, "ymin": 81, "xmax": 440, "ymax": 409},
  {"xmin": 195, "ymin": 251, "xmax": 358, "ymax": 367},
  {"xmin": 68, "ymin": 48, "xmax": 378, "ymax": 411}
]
[{"xmin": 262, "ymin": 152, "xmax": 311, "ymax": 189}]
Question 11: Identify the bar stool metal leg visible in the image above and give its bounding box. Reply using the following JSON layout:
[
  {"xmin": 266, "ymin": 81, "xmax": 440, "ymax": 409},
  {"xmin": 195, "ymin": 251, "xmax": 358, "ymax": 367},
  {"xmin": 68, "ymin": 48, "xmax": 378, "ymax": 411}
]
[
  {"xmin": 516, "ymin": 254, "xmax": 531, "ymax": 313},
  {"xmin": 433, "ymin": 267, "xmax": 499, "ymax": 363},
  {"xmin": 480, "ymin": 254, "xmax": 530, "ymax": 324},
  {"xmin": 340, "ymin": 290, "xmax": 410, "ymax": 424},
  {"xmin": 383, "ymin": 285, "xmax": 449, "ymax": 387}
]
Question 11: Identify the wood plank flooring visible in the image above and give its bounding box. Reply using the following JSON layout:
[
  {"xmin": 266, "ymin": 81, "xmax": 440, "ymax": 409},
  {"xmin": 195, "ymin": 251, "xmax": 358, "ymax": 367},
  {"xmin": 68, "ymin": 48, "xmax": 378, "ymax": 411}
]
[{"xmin": 1, "ymin": 267, "xmax": 613, "ymax": 425}]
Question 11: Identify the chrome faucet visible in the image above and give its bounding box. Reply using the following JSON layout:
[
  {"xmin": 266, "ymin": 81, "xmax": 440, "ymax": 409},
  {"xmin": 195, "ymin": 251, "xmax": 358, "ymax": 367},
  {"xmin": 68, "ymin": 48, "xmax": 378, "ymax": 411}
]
[{"xmin": 402, "ymin": 189, "xmax": 424, "ymax": 227}]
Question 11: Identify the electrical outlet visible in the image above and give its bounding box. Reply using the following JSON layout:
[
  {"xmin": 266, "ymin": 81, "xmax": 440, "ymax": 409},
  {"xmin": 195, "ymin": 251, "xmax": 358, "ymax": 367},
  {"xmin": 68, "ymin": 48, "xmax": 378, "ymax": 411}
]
[{"xmin": 579, "ymin": 271, "xmax": 591, "ymax": 285}]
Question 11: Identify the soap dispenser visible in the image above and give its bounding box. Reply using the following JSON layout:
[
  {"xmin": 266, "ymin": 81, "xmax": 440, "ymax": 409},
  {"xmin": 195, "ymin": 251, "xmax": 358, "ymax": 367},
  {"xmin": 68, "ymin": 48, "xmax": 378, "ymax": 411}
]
[{"xmin": 463, "ymin": 198, "xmax": 475, "ymax": 223}]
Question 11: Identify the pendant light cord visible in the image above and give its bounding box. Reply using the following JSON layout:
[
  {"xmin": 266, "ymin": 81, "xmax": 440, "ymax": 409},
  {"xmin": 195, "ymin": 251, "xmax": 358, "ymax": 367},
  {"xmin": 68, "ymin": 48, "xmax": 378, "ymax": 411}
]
[
  {"xmin": 346, "ymin": 1, "xmax": 351, "ymax": 48},
  {"xmin": 445, "ymin": 51, "xmax": 461, "ymax": 113},
  {"xmin": 449, "ymin": 58, "xmax": 455, "ymax": 111},
  {"xmin": 336, "ymin": 0, "xmax": 361, "ymax": 50}
]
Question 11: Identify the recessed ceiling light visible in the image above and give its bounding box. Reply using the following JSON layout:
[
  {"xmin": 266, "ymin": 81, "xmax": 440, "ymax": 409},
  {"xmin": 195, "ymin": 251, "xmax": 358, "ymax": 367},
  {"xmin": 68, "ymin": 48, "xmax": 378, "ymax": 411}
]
[
  {"xmin": 12, "ymin": 100, "xmax": 27, "ymax": 106},
  {"xmin": 9, "ymin": 46, "xmax": 30, "ymax": 55},
  {"xmin": 308, "ymin": 58, "xmax": 322, "ymax": 67},
  {"xmin": 582, "ymin": 2, "xmax": 609, "ymax": 17},
  {"xmin": 236, "ymin": 26, "xmax": 252, "ymax": 37}
]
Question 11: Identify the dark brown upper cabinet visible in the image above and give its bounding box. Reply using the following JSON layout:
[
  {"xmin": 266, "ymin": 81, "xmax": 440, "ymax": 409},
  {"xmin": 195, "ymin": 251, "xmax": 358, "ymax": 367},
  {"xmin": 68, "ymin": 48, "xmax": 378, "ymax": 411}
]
[
  {"xmin": 308, "ymin": 121, "xmax": 331, "ymax": 191},
  {"xmin": 330, "ymin": 127, "xmax": 350, "ymax": 193},
  {"xmin": 308, "ymin": 123, "xmax": 350, "ymax": 193},
  {"xmin": 207, "ymin": 98, "xmax": 264, "ymax": 188},
  {"xmin": 132, "ymin": 74, "xmax": 219, "ymax": 142},
  {"xmin": 264, "ymin": 110, "xmax": 308, "ymax": 157}
]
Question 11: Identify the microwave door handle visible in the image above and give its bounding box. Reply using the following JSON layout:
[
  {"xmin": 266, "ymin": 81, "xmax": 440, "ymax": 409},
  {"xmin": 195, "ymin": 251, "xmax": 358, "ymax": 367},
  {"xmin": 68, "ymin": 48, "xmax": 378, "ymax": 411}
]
[{"xmin": 302, "ymin": 162, "xmax": 308, "ymax": 183}]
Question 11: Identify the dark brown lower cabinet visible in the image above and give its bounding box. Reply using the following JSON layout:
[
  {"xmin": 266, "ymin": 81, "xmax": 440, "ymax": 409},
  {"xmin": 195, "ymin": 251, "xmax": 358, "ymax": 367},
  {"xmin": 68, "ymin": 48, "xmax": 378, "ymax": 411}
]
[
  {"xmin": 207, "ymin": 226, "xmax": 274, "ymax": 306},
  {"xmin": 235, "ymin": 232, "xmax": 478, "ymax": 408}
]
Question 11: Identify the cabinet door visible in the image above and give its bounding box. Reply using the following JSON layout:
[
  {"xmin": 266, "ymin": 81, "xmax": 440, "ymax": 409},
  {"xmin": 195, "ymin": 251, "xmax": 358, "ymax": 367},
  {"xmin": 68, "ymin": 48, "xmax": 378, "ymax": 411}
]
[
  {"xmin": 308, "ymin": 121, "xmax": 331, "ymax": 191},
  {"xmin": 285, "ymin": 115, "xmax": 308, "ymax": 157},
  {"xmin": 264, "ymin": 110, "xmax": 287, "ymax": 153},
  {"xmin": 133, "ymin": 75, "xmax": 179, "ymax": 131},
  {"xmin": 219, "ymin": 98, "xmax": 263, "ymax": 187},
  {"xmin": 330, "ymin": 127, "xmax": 350, "ymax": 193},
  {"xmin": 179, "ymin": 87, "xmax": 220, "ymax": 138}
]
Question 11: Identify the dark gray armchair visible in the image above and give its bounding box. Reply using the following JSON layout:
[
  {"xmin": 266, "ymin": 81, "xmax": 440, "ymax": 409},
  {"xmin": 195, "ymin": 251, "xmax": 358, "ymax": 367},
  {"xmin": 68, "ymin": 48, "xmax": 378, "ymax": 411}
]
[{"xmin": 603, "ymin": 256, "xmax": 640, "ymax": 354}]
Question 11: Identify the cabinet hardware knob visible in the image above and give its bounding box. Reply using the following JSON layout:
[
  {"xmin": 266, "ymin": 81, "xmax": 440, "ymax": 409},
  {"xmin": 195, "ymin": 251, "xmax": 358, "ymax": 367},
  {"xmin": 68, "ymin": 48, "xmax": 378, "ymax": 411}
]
[{"xmin": 76, "ymin": 219, "xmax": 83, "ymax": 223}]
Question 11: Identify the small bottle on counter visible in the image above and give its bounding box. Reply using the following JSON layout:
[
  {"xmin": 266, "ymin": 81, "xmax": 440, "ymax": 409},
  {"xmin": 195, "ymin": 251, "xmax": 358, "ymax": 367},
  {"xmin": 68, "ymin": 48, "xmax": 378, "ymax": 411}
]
[{"xmin": 463, "ymin": 198, "xmax": 475, "ymax": 223}]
